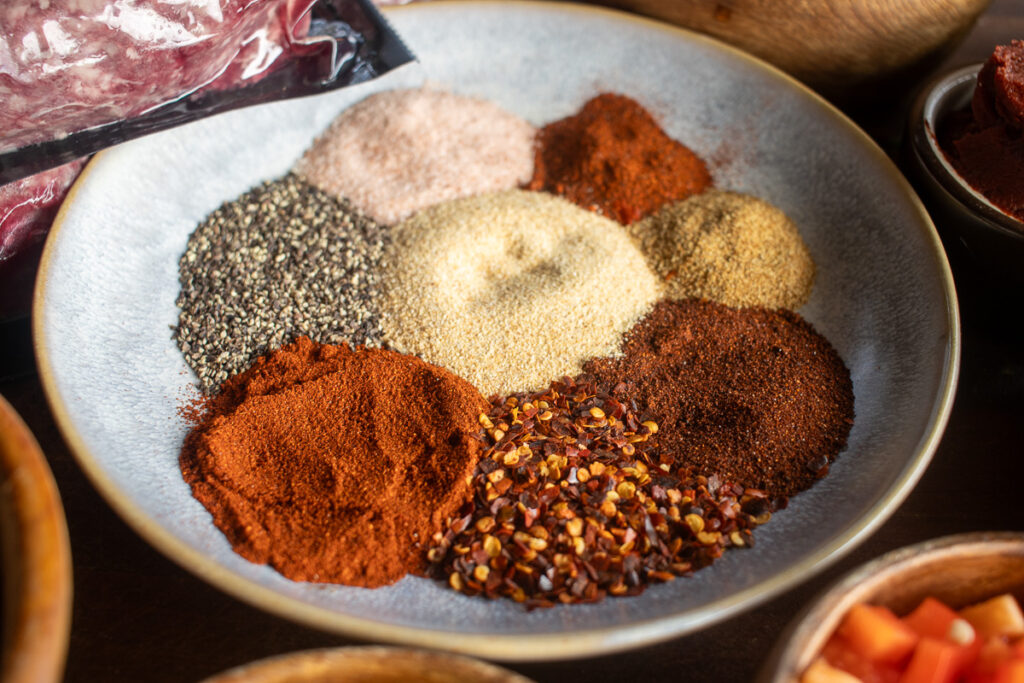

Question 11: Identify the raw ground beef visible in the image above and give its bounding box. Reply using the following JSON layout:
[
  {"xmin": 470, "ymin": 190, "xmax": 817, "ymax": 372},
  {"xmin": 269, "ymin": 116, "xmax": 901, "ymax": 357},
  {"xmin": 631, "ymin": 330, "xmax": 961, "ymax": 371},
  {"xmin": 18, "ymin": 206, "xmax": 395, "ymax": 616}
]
[
  {"xmin": 0, "ymin": 0, "xmax": 325, "ymax": 316},
  {"xmin": 0, "ymin": 159, "xmax": 86, "ymax": 263},
  {"xmin": 0, "ymin": 0, "xmax": 315, "ymax": 153}
]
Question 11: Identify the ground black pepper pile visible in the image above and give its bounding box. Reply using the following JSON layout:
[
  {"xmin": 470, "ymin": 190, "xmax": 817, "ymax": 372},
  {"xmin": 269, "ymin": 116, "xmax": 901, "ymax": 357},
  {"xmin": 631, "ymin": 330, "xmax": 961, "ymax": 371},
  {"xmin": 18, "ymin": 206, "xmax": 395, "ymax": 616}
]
[
  {"xmin": 584, "ymin": 299, "xmax": 855, "ymax": 500},
  {"xmin": 175, "ymin": 174, "xmax": 388, "ymax": 393}
]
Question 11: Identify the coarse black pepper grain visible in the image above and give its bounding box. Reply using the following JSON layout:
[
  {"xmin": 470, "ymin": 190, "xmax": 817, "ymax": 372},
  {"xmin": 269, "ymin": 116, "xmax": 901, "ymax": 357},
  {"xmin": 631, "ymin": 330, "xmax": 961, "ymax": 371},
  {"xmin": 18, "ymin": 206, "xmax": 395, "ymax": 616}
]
[{"xmin": 175, "ymin": 174, "xmax": 388, "ymax": 394}]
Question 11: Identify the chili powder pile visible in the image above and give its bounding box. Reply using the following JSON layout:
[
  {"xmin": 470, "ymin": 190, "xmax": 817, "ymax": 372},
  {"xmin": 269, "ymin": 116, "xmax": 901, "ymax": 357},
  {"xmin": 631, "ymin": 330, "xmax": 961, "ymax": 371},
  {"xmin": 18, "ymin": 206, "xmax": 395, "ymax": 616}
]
[
  {"xmin": 527, "ymin": 93, "xmax": 712, "ymax": 224},
  {"xmin": 584, "ymin": 299, "xmax": 854, "ymax": 499},
  {"xmin": 180, "ymin": 336, "xmax": 489, "ymax": 587}
]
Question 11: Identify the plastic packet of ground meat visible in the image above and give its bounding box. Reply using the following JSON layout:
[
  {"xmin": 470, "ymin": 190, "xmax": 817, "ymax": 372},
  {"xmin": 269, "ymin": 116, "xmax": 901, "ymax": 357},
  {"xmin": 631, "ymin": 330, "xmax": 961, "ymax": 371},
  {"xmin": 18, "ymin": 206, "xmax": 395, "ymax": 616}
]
[
  {"xmin": 0, "ymin": 0, "xmax": 412, "ymax": 322},
  {"xmin": 0, "ymin": 0, "xmax": 413, "ymax": 183}
]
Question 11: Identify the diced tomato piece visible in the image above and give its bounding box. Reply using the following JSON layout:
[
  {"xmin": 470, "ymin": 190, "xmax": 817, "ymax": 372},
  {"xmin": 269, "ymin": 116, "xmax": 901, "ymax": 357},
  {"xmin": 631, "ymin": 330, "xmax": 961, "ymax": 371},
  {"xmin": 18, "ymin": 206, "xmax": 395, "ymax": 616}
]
[
  {"xmin": 969, "ymin": 637, "xmax": 1014, "ymax": 679},
  {"xmin": 839, "ymin": 604, "xmax": 920, "ymax": 665},
  {"xmin": 905, "ymin": 598, "xmax": 961, "ymax": 641},
  {"xmin": 994, "ymin": 659, "xmax": 1024, "ymax": 683},
  {"xmin": 954, "ymin": 633, "xmax": 984, "ymax": 672},
  {"xmin": 961, "ymin": 595, "xmax": 1024, "ymax": 640},
  {"xmin": 823, "ymin": 635, "xmax": 902, "ymax": 683},
  {"xmin": 963, "ymin": 670, "xmax": 996, "ymax": 683},
  {"xmin": 802, "ymin": 656, "xmax": 865, "ymax": 683},
  {"xmin": 899, "ymin": 637, "xmax": 970, "ymax": 683}
]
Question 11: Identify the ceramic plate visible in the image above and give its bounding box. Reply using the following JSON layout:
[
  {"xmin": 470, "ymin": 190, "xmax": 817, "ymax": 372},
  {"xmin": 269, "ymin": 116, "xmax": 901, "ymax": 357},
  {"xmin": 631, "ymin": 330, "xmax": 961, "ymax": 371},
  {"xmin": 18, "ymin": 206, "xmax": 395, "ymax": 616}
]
[{"xmin": 34, "ymin": 1, "xmax": 959, "ymax": 660}]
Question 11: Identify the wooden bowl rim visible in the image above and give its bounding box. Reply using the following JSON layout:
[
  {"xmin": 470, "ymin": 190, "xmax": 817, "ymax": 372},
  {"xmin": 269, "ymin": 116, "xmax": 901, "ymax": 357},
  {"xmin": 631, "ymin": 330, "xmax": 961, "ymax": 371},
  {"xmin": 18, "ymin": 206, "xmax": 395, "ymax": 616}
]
[
  {"xmin": 759, "ymin": 531, "xmax": 1024, "ymax": 683},
  {"xmin": 0, "ymin": 393, "xmax": 72, "ymax": 683},
  {"xmin": 200, "ymin": 646, "xmax": 536, "ymax": 683}
]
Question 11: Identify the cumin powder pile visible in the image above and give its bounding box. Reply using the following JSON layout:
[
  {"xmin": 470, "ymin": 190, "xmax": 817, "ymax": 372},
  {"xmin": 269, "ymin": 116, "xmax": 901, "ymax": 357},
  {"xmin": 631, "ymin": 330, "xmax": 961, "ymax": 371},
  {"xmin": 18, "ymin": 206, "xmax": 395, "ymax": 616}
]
[
  {"xmin": 629, "ymin": 190, "xmax": 816, "ymax": 310},
  {"xmin": 180, "ymin": 336, "xmax": 489, "ymax": 586}
]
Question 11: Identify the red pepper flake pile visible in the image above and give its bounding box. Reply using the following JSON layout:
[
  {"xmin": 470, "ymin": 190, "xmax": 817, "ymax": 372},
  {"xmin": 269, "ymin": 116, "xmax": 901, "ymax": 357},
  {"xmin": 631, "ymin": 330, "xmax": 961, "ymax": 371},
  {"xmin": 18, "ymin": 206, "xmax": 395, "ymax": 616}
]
[
  {"xmin": 428, "ymin": 376, "xmax": 771, "ymax": 608},
  {"xmin": 526, "ymin": 92, "xmax": 713, "ymax": 224}
]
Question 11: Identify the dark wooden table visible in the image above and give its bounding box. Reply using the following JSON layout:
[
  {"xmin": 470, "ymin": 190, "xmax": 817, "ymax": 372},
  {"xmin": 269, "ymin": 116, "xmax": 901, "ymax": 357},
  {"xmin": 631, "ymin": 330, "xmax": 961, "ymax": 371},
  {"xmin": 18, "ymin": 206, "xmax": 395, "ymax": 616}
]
[{"xmin": 3, "ymin": 3, "xmax": 1024, "ymax": 680}]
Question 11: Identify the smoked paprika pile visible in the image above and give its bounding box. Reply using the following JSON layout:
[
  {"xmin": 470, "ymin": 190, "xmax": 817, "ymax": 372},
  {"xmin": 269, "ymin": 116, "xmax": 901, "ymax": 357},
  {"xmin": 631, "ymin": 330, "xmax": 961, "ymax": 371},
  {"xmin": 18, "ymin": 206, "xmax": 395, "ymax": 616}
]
[
  {"xmin": 527, "ymin": 93, "xmax": 712, "ymax": 224},
  {"xmin": 179, "ymin": 336, "xmax": 489, "ymax": 587},
  {"xmin": 585, "ymin": 299, "xmax": 854, "ymax": 500}
]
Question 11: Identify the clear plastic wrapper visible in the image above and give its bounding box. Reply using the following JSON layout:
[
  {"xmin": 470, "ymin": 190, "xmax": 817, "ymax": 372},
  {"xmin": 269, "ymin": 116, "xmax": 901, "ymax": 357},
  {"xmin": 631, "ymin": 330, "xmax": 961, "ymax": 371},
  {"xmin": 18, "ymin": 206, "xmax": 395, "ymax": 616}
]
[
  {"xmin": 0, "ymin": 160, "xmax": 86, "ymax": 261},
  {"xmin": 0, "ymin": 159, "xmax": 85, "ymax": 320},
  {"xmin": 0, "ymin": 0, "xmax": 413, "ymax": 321},
  {"xmin": 0, "ymin": 0, "xmax": 413, "ymax": 183}
]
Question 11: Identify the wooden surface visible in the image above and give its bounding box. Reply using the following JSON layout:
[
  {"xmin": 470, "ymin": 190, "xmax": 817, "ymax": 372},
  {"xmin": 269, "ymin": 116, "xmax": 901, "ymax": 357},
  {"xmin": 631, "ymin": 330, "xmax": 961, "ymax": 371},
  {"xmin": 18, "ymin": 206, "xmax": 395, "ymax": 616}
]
[{"xmin": 1, "ymin": 2, "xmax": 1024, "ymax": 680}]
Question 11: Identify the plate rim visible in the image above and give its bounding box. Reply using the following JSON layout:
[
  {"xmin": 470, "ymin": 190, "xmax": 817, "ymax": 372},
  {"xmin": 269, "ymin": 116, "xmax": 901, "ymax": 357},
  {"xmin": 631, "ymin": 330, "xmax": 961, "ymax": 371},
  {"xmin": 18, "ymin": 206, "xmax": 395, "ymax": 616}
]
[{"xmin": 31, "ymin": 0, "xmax": 961, "ymax": 661}]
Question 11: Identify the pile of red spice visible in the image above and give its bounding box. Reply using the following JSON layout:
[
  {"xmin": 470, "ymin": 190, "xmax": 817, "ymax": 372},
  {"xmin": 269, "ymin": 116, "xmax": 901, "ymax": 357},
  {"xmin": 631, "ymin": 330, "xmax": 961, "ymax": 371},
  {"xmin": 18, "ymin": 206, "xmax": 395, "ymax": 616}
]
[
  {"xmin": 527, "ymin": 93, "xmax": 712, "ymax": 224},
  {"xmin": 429, "ymin": 376, "xmax": 771, "ymax": 608},
  {"xmin": 941, "ymin": 40, "xmax": 1024, "ymax": 223},
  {"xmin": 180, "ymin": 336, "xmax": 489, "ymax": 587},
  {"xmin": 584, "ymin": 299, "xmax": 854, "ymax": 500}
]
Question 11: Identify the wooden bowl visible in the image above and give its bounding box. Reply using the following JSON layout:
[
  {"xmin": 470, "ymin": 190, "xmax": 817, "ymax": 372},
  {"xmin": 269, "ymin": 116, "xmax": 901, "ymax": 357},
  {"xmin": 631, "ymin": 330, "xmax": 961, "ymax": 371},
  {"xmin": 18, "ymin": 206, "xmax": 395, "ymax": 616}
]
[
  {"xmin": 589, "ymin": 0, "xmax": 990, "ymax": 100},
  {"xmin": 201, "ymin": 647, "xmax": 535, "ymax": 683},
  {"xmin": 759, "ymin": 532, "xmax": 1024, "ymax": 682},
  {"xmin": 0, "ymin": 394, "xmax": 72, "ymax": 683}
]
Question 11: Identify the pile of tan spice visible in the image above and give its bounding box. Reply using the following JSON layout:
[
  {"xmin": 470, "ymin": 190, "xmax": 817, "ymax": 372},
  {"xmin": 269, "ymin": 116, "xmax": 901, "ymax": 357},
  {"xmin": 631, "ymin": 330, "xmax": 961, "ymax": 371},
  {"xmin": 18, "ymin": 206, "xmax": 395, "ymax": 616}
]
[
  {"xmin": 628, "ymin": 190, "xmax": 815, "ymax": 310},
  {"xmin": 380, "ymin": 189, "xmax": 662, "ymax": 396},
  {"xmin": 174, "ymin": 87, "xmax": 854, "ymax": 608}
]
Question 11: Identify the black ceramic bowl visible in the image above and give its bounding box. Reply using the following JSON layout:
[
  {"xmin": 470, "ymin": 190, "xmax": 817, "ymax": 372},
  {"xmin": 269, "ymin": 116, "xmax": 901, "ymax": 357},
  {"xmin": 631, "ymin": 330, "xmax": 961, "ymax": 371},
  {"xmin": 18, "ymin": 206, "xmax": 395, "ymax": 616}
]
[{"xmin": 908, "ymin": 63, "xmax": 1024, "ymax": 284}]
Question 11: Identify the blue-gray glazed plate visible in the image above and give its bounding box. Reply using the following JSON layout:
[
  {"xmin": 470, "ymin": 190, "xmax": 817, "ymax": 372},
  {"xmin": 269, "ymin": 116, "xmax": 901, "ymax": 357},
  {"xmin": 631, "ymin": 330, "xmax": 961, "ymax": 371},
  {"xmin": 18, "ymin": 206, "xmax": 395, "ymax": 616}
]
[{"xmin": 34, "ymin": 1, "xmax": 958, "ymax": 661}]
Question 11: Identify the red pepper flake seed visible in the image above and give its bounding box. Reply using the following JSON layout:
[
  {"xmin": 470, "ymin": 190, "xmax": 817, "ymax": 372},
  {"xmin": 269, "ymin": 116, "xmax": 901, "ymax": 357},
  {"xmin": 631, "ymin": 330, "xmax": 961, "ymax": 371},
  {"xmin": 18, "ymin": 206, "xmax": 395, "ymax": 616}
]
[{"xmin": 428, "ymin": 375, "xmax": 770, "ymax": 608}]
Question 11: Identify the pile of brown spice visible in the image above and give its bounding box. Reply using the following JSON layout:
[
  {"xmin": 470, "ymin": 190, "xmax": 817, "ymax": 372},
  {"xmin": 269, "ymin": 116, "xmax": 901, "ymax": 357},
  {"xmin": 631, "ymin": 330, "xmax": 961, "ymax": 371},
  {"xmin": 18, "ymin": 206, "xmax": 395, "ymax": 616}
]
[
  {"xmin": 584, "ymin": 299, "xmax": 854, "ymax": 499},
  {"xmin": 429, "ymin": 376, "xmax": 770, "ymax": 608},
  {"xmin": 180, "ymin": 336, "xmax": 489, "ymax": 587}
]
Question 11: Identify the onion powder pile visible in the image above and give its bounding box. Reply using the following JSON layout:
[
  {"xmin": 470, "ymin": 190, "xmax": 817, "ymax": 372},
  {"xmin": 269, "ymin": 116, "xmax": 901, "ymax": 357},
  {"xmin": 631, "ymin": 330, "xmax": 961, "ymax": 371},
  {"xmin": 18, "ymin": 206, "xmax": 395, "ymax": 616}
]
[{"xmin": 381, "ymin": 189, "xmax": 663, "ymax": 396}]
